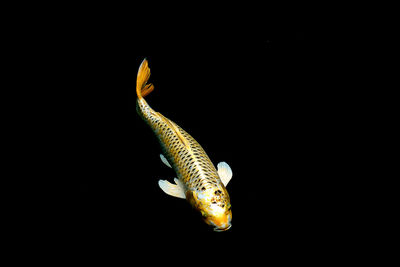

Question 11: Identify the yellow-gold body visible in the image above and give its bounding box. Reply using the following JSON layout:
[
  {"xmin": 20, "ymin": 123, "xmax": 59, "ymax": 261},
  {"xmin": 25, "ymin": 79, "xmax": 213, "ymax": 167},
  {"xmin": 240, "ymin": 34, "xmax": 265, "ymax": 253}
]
[{"xmin": 136, "ymin": 59, "xmax": 232, "ymax": 231}]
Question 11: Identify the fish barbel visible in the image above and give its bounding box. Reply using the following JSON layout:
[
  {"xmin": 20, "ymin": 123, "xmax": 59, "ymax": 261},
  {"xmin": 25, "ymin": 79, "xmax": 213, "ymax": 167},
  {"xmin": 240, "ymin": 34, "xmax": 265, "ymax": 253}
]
[{"xmin": 136, "ymin": 59, "xmax": 233, "ymax": 231}]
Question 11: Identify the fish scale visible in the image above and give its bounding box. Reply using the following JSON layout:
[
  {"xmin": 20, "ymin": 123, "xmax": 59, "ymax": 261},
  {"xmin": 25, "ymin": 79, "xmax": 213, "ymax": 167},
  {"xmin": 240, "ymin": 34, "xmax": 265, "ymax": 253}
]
[{"xmin": 137, "ymin": 97, "xmax": 221, "ymax": 192}]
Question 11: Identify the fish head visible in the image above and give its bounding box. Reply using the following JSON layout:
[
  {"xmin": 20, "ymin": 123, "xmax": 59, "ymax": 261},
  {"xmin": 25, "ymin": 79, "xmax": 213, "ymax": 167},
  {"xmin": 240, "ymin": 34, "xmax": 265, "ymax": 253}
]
[
  {"xmin": 201, "ymin": 202, "xmax": 232, "ymax": 232},
  {"xmin": 187, "ymin": 188, "xmax": 232, "ymax": 231}
]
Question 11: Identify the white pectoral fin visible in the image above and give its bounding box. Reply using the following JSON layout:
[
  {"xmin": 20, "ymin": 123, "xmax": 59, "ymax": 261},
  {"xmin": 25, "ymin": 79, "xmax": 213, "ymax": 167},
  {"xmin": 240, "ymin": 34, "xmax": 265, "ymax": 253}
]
[
  {"xmin": 158, "ymin": 178, "xmax": 186, "ymax": 199},
  {"xmin": 217, "ymin": 162, "xmax": 233, "ymax": 186},
  {"xmin": 160, "ymin": 154, "xmax": 172, "ymax": 168}
]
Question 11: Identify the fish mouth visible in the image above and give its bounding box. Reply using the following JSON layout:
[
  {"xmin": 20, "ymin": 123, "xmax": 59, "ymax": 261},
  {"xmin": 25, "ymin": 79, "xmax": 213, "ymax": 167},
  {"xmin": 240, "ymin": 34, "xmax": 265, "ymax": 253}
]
[{"xmin": 213, "ymin": 224, "xmax": 232, "ymax": 232}]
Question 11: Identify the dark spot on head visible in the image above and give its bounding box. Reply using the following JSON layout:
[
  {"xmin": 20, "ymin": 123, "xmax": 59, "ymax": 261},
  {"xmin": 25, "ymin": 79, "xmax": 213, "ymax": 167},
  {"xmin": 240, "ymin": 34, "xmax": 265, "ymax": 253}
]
[
  {"xmin": 201, "ymin": 187, "xmax": 206, "ymax": 191},
  {"xmin": 215, "ymin": 190, "xmax": 222, "ymax": 195}
]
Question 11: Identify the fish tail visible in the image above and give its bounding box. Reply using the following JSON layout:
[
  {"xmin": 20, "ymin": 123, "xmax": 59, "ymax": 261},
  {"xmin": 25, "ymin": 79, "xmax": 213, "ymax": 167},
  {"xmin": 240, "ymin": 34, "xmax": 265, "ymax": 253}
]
[{"xmin": 136, "ymin": 58, "xmax": 154, "ymax": 99}]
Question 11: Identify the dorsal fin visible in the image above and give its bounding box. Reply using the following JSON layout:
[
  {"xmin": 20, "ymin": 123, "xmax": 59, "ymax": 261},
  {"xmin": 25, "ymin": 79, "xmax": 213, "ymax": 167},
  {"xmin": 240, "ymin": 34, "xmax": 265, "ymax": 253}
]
[{"xmin": 157, "ymin": 113, "xmax": 191, "ymax": 150}]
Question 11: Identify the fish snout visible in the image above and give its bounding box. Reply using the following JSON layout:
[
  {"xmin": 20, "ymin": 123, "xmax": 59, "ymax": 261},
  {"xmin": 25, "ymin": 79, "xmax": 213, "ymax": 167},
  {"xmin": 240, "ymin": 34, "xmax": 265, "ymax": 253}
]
[
  {"xmin": 209, "ymin": 213, "xmax": 232, "ymax": 232},
  {"xmin": 214, "ymin": 223, "xmax": 232, "ymax": 232}
]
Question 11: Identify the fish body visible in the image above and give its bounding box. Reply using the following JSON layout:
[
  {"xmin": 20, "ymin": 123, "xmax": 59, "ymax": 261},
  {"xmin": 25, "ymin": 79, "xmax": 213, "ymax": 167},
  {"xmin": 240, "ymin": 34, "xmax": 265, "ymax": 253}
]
[{"xmin": 136, "ymin": 59, "xmax": 232, "ymax": 231}]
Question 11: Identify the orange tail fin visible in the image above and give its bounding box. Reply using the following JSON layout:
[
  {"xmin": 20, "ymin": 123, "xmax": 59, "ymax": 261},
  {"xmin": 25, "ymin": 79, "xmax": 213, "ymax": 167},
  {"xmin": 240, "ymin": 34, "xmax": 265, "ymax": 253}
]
[{"xmin": 136, "ymin": 58, "xmax": 154, "ymax": 98}]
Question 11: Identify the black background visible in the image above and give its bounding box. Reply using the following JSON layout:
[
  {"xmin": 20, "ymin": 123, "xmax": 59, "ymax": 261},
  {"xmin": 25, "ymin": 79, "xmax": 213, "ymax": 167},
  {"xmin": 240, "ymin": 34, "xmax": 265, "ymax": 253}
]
[{"xmin": 28, "ymin": 15, "xmax": 354, "ymax": 263}]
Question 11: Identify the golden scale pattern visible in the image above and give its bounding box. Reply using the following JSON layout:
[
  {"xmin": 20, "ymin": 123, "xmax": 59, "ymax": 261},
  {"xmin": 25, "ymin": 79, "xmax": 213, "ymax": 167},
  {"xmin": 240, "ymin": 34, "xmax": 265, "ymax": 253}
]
[{"xmin": 137, "ymin": 98, "xmax": 227, "ymax": 200}]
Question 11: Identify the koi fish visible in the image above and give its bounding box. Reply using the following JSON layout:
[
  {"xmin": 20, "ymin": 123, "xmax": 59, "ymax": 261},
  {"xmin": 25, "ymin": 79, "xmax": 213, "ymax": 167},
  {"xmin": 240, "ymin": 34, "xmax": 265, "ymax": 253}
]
[{"xmin": 136, "ymin": 59, "xmax": 233, "ymax": 231}]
